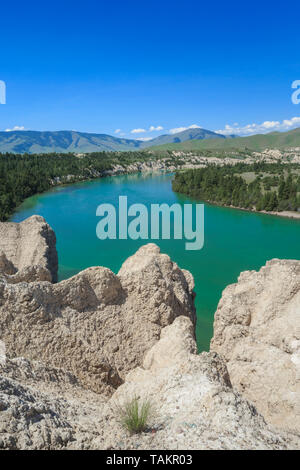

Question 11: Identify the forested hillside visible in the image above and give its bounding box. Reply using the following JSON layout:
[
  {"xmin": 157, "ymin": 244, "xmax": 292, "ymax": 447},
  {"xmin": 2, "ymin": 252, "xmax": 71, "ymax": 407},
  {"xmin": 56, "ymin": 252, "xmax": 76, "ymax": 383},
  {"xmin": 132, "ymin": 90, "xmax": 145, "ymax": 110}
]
[
  {"xmin": 0, "ymin": 151, "xmax": 150, "ymax": 220},
  {"xmin": 172, "ymin": 163, "xmax": 300, "ymax": 213}
]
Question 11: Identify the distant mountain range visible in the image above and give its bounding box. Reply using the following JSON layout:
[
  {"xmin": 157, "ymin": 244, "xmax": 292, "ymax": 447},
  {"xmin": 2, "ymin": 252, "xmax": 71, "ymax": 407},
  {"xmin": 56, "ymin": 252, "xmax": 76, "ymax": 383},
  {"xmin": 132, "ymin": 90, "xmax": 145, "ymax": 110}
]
[
  {"xmin": 0, "ymin": 128, "xmax": 230, "ymax": 154},
  {"xmin": 0, "ymin": 126, "xmax": 299, "ymax": 154},
  {"xmin": 140, "ymin": 127, "xmax": 235, "ymax": 147},
  {"xmin": 153, "ymin": 127, "xmax": 300, "ymax": 152},
  {"xmin": 0, "ymin": 130, "xmax": 141, "ymax": 154}
]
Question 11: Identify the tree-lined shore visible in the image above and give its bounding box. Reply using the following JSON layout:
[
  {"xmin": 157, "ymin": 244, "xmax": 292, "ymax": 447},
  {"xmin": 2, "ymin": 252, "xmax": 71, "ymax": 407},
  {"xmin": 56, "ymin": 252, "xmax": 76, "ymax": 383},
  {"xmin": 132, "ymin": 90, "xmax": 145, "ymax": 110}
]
[
  {"xmin": 172, "ymin": 162, "xmax": 300, "ymax": 214},
  {"xmin": 0, "ymin": 151, "xmax": 156, "ymax": 221},
  {"xmin": 1, "ymin": 153, "xmax": 300, "ymax": 222}
]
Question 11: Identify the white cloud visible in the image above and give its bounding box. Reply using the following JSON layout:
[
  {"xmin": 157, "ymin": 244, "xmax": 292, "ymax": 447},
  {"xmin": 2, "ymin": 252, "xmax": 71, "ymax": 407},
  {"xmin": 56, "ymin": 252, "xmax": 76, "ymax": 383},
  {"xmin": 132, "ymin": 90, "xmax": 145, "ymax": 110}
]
[
  {"xmin": 169, "ymin": 127, "xmax": 187, "ymax": 134},
  {"xmin": 130, "ymin": 128, "xmax": 147, "ymax": 134},
  {"xmin": 130, "ymin": 125, "xmax": 164, "ymax": 134},
  {"xmin": 114, "ymin": 129, "xmax": 121, "ymax": 134},
  {"xmin": 215, "ymin": 117, "xmax": 300, "ymax": 136},
  {"xmin": 169, "ymin": 124, "xmax": 201, "ymax": 134},
  {"xmin": 5, "ymin": 126, "xmax": 25, "ymax": 132},
  {"xmin": 136, "ymin": 137, "xmax": 153, "ymax": 141},
  {"xmin": 282, "ymin": 117, "xmax": 300, "ymax": 128}
]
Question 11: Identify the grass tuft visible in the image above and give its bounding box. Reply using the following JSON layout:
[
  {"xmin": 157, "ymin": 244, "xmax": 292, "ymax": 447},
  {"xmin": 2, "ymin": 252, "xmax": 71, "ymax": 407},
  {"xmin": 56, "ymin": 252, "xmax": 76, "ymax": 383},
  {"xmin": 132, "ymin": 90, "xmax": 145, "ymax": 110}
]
[{"xmin": 116, "ymin": 396, "xmax": 152, "ymax": 434}]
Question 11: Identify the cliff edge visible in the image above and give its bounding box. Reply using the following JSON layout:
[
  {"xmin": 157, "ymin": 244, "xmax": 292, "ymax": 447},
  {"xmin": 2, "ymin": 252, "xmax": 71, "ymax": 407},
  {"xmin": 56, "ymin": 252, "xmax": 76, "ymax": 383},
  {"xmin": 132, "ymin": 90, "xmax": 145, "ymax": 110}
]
[
  {"xmin": 0, "ymin": 241, "xmax": 195, "ymax": 395},
  {"xmin": 0, "ymin": 215, "xmax": 58, "ymax": 282},
  {"xmin": 0, "ymin": 216, "xmax": 299, "ymax": 449},
  {"xmin": 211, "ymin": 259, "xmax": 300, "ymax": 434}
]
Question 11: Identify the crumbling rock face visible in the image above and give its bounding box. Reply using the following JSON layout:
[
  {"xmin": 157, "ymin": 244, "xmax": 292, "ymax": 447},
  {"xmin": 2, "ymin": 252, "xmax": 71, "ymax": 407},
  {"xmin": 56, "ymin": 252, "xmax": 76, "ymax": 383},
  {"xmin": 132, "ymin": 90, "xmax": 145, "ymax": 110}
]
[
  {"xmin": 0, "ymin": 357, "xmax": 106, "ymax": 450},
  {"xmin": 211, "ymin": 259, "xmax": 300, "ymax": 435},
  {"xmin": 0, "ymin": 376, "xmax": 74, "ymax": 450},
  {"xmin": 0, "ymin": 216, "xmax": 299, "ymax": 449},
  {"xmin": 0, "ymin": 318, "xmax": 298, "ymax": 450},
  {"xmin": 102, "ymin": 317, "xmax": 299, "ymax": 450},
  {"xmin": 0, "ymin": 253, "xmax": 16, "ymax": 275},
  {"xmin": 0, "ymin": 243, "xmax": 196, "ymax": 395},
  {"xmin": 0, "ymin": 254, "xmax": 52, "ymax": 283},
  {"xmin": 0, "ymin": 216, "xmax": 58, "ymax": 282}
]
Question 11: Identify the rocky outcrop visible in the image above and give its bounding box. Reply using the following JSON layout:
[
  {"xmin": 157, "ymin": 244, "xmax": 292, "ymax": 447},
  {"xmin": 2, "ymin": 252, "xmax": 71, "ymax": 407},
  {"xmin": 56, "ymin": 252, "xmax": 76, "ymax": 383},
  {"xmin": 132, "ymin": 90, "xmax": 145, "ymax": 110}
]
[
  {"xmin": 211, "ymin": 259, "xmax": 300, "ymax": 435},
  {"xmin": 0, "ymin": 243, "xmax": 195, "ymax": 395},
  {"xmin": 0, "ymin": 317, "xmax": 298, "ymax": 450},
  {"xmin": 109, "ymin": 316, "xmax": 299, "ymax": 450},
  {"xmin": 0, "ymin": 356, "xmax": 106, "ymax": 450},
  {"xmin": 0, "ymin": 216, "xmax": 299, "ymax": 449},
  {"xmin": 0, "ymin": 215, "xmax": 58, "ymax": 282}
]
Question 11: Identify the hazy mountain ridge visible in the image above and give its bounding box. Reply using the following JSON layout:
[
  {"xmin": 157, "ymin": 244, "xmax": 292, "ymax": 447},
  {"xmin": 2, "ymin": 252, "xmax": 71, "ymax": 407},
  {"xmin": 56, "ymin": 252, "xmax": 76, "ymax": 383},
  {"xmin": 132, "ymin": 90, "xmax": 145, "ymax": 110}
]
[
  {"xmin": 0, "ymin": 127, "xmax": 299, "ymax": 154},
  {"xmin": 0, "ymin": 130, "xmax": 142, "ymax": 154},
  {"xmin": 140, "ymin": 127, "xmax": 228, "ymax": 147},
  {"xmin": 0, "ymin": 128, "xmax": 226, "ymax": 154},
  {"xmin": 153, "ymin": 127, "xmax": 300, "ymax": 152}
]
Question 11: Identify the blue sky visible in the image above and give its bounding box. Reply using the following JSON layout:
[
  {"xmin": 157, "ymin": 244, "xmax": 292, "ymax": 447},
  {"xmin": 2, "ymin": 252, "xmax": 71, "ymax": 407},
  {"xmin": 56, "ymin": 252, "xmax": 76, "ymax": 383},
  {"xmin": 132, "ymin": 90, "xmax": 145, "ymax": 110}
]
[{"xmin": 1, "ymin": 0, "xmax": 300, "ymax": 138}]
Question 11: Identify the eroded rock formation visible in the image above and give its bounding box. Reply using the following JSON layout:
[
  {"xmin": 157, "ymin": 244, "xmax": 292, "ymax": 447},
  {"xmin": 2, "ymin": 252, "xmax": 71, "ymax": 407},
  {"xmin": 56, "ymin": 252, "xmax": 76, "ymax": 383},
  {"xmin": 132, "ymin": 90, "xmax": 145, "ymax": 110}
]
[
  {"xmin": 211, "ymin": 259, "xmax": 300, "ymax": 434},
  {"xmin": 0, "ymin": 236, "xmax": 195, "ymax": 395},
  {"xmin": 0, "ymin": 215, "xmax": 58, "ymax": 282},
  {"xmin": 110, "ymin": 316, "xmax": 299, "ymax": 450},
  {"xmin": 0, "ymin": 216, "xmax": 299, "ymax": 449},
  {"xmin": 0, "ymin": 317, "xmax": 298, "ymax": 450}
]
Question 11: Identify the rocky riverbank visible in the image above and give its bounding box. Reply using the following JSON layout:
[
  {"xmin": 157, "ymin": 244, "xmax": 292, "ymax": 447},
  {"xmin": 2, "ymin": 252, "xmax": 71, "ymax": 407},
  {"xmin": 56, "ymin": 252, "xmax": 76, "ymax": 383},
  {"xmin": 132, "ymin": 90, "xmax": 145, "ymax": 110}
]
[
  {"xmin": 0, "ymin": 216, "xmax": 299, "ymax": 449},
  {"xmin": 50, "ymin": 147, "xmax": 300, "ymax": 185},
  {"xmin": 50, "ymin": 150, "xmax": 300, "ymax": 221}
]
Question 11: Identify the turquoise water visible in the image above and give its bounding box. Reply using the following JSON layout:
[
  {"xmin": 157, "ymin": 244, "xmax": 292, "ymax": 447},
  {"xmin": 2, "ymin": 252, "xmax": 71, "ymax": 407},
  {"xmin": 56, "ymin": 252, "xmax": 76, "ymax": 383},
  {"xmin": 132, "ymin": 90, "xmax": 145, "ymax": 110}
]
[{"xmin": 11, "ymin": 172, "xmax": 300, "ymax": 351}]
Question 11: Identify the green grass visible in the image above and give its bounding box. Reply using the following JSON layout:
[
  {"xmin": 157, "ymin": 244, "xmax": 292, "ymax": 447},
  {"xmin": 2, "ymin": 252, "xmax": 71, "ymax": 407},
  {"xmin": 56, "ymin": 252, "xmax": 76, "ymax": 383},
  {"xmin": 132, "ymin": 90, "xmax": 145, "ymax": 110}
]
[{"xmin": 115, "ymin": 396, "xmax": 153, "ymax": 434}]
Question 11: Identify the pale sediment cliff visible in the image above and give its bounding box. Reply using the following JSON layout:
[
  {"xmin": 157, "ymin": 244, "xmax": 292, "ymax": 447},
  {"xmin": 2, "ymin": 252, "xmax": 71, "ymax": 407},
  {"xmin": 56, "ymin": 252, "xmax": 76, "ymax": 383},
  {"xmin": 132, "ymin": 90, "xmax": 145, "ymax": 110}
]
[
  {"xmin": 211, "ymin": 259, "xmax": 300, "ymax": 434},
  {"xmin": 0, "ymin": 216, "xmax": 299, "ymax": 449},
  {"xmin": 1, "ymin": 317, "xmax": 299, "ymax": 450},
  {"xmin": 0, "ymin": 215, "xmax": 58, "ymax": 282},
  {"xmin": 0, "ymin": 239, "xmax": 195, "ymax": 395}
]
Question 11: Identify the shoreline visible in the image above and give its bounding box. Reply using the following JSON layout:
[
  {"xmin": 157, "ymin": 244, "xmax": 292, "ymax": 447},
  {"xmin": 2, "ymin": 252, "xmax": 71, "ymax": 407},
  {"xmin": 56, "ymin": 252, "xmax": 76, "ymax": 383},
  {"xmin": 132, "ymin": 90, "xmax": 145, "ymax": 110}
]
[
  {"xmin": 226, "ymin": 204, "xmax": 300, "ymax": 220},
  {"xmin": 8, "ymin": 162, "xmax": 300, "ymax": 222},
  {"xmin": 175, "ymin": 195, "xmax": 300, "ymax": 220},
  {"xmin": 261, "ymin": 210, "xmax": 300, "ymax": 219}
]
